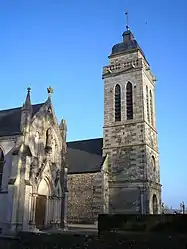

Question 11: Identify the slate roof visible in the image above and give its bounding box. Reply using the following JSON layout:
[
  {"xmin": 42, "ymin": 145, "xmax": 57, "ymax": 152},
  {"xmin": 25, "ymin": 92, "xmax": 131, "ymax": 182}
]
[
  {"xmin": 67, "ymin": 138, "xmax": 103, "ymax": 156},
  {"xmin": 0, "ymin": 103, "xmax": 43, "ymax": 137},
  {"xmin": 111, "ymin": 39, "xmax": 145, "ymax": 57},
  {"xmin": 110, "ymin": 30, "xmax": 146, "ymax": 60},
  {"xmin": 67, "ymin": 138, "xmax": 104, "ymax": 174}
]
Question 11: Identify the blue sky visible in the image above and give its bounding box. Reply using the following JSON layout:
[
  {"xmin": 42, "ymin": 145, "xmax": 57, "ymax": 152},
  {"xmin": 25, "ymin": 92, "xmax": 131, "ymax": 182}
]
[{"xmin": 0, "ymin": 0, "xmax": 186, "ymax": 208}]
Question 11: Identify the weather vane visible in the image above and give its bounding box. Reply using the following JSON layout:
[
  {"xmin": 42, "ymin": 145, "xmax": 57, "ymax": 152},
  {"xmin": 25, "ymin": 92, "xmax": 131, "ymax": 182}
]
[
  {"xmin": 125, "ymin": 12, "xmax": 130, "ymax": 31},
  {"xmin": 47, "ymin": 86, "xmax": 54, "ymax": 97}
]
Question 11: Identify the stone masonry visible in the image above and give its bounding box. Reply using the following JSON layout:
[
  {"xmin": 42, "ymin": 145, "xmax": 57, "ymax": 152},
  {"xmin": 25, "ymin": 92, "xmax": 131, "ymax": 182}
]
[
  {"xmin": 102, "ymin": 31, "xmax": 161, "ymax": 214},
  {"xmin": 67, "ymin": 172, "xmax": 104, "ymax": 224},
  {"xmin": 0, "ymin": 89, "xmax": 68, "ymax": 233}
]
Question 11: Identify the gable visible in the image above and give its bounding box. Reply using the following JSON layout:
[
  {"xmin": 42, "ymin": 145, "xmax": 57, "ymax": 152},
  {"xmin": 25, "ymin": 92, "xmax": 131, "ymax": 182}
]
[{"xmin": 0, "ymin": 103, "xmax": 43, "ymax": 137}]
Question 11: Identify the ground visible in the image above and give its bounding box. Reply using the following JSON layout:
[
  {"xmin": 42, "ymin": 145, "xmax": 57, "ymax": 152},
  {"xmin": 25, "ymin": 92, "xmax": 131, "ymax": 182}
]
[{"xmin": 0, "ymin": 225, "xmax": 186, "ymax": 249}]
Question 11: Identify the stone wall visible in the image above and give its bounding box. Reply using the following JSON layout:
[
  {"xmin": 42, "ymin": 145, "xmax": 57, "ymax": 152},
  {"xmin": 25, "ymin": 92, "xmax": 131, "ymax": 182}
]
[
  {"xmin": 0, "ymin": 135, "xmax": 19, "ymax": 231},
  {"xmin": 0, "ymin": 98, "xmax": 67, "ymax": 233},
  {"xmin": 0, "ymin": 135, "xmax": 19, "ymax": 192},
  {"xmin": 102, "ymin": 48, "xmax": 161, "ymax": 214},
  {"xmin": 103, "ymin": 69, "xmax": 144, "ymax": 125},
  {"xmin": 67, "ymin": 172, "xmax": 103, "ymax": 224}
]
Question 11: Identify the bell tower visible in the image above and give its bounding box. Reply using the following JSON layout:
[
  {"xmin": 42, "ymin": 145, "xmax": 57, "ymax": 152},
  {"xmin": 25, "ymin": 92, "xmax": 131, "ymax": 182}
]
[{"xmin": 102, "ymin": 17, "xmax": 161, "ymax": 214}]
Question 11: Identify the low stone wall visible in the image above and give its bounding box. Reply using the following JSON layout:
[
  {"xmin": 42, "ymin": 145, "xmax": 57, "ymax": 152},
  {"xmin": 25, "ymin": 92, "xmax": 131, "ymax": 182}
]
[{"xmin": 98, "ymin": 214, "xmax": 187, "ymax": 234}]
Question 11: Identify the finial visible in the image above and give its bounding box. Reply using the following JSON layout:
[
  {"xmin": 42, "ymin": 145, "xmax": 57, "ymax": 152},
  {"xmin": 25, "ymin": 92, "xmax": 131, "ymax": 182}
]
[
  {"xmin": 125, "ymin": 12, "xmax": 130, "ymax": 31},
  {"xmin": 47, "ymin": 86, "xmax": 54, "ymax": 97},
  {"xmin": 22, "ymin": 86, "xmax": 32, "ymax": 109},
  {"xmin": 27, "ymin": 87, "xmax": 31, "ymax": 93}
]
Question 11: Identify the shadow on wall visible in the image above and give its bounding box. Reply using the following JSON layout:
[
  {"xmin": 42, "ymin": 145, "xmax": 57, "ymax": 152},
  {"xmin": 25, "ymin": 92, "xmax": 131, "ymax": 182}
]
[
  {"xmin": 108, "ymin": 187, "xmax": 141, "ymax": 214},
  {"xmin": 0, "ymin": 145, "xmax": 17, "ymax": 233},
  {"xmin": 0, "ymin": 123, "xmax": 66, "ymax": 233}
]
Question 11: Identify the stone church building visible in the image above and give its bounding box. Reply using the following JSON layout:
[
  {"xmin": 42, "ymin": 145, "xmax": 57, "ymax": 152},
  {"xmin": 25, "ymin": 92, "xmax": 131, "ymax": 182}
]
[
  {"xmin": 0, "ymin": 25, "xmax": 161, "ymax": 233},
  {"xmin": 0, "ymin": 88, "xmax": 68, "ymax": 233},
  {"xmin": 67, "ymin": 27, "xmax": 162, "ymax": 223}
]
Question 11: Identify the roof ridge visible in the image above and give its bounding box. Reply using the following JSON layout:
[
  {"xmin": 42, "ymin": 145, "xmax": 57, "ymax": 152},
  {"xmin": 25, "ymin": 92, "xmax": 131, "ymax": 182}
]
[{"xmin": 67, "ymin": 137, "xmax": 102, "ymax": 143}]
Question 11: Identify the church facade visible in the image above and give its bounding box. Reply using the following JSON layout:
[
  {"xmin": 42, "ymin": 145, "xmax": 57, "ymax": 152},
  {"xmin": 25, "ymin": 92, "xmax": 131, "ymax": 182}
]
[
  {"xmin": 0, "ymin": 23, "xmax": 162, "ymax": 233},
  {"xmin": 0, "ymin": 88, "xmax": 68, "ymax": 233}
]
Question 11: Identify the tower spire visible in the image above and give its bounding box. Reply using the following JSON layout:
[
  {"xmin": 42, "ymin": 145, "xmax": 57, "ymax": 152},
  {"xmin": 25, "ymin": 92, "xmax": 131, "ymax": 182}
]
[
  {"xmin": 125, "ymin": 12, "xmax": 130, "ymax": 31},
  {"xmin": 23, "ymin": 87, "xmax": 32, "ymax": 109},
  {"xmin": 21, "ymin": 87, "xmax": 32, "ymax": 132}
]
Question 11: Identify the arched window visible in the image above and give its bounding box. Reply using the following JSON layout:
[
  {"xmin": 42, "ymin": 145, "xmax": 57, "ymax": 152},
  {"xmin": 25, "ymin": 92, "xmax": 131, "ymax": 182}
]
[
  {"xmin": 126, "ymin": 82, "xmax": 133, "ymax": 120},
  {"xmin": 152, "ymin": 156, "xmax": 156, "ymax": 172},
  {"xmin": 146, "ymin": 86, "xmax": 150, "ymax": 122},
  {"xmin": 115, "ymin": 84, "xmax": 121, "ymax": 121},
  {"xmin": 152, "ymin": 194, "xmax": 158, "ymax": 214},
  {"xmin": 150, "ymin": 90, "xmax": 153, "ymax": 125},
  {"xmin": 0, "ymin": 148, "xmax": 4, "ymax": 188}
]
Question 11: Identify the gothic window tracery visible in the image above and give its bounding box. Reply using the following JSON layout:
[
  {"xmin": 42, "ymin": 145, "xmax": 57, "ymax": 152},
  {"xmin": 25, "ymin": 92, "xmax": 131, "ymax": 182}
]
[
  {"xmin": 126, "ymin": 82, "xmax": 133, "ymax": 120},
  {"xmin": 115, "ymin": 84, "xmax": 121, "ymax": 121},
  {"xmin": 0, "ymin": 148, "xmax": 4, "ymax": 188}
]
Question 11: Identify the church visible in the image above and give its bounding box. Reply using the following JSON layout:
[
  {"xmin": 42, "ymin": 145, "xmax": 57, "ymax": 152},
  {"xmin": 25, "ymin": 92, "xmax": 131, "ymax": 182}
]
[
  {"xmin": 0, "ymin": 23, "xmax": 162, "ymax": 234},
  {"xmin": 0, "ymin": 87, "xmax": 68, "ymax": 233}
]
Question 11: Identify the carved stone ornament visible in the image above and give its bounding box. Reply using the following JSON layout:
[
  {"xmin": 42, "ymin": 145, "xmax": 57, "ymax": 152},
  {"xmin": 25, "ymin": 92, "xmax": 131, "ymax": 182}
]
[
  {"xmin": 21, "ymin": 155, "xmax": 27, "ymax": 165},
  {"xmin": 46, "ymin": 128, "xmax": 53, "ymax": 146},
  {"xmin": 30, "ymin": 157, "xmax": 39, "ymax": 179},
  {"xmin": 54, "ymin": 169, "xmax": 60, "ymax": 187}
]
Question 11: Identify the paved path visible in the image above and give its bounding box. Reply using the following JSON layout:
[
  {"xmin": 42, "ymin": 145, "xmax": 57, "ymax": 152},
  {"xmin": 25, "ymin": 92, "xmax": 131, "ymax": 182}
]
[
  {"xmin": 44, "ymin": 223, "xmax": 98, "ymax": 235},
  {"xmin": 0, "ymin": 223, "xmax": 98, "ymax": 237}
]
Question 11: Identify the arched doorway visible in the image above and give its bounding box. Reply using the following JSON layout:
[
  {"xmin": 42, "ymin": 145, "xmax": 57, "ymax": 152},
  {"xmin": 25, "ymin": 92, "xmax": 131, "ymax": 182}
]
[
  {"xmin": 35, "ymin": 179, "xmax": 50, "ymax": 229},
  {"xmin": 152, "ymin": 194, "xmax": 158, "ymax": 214}
]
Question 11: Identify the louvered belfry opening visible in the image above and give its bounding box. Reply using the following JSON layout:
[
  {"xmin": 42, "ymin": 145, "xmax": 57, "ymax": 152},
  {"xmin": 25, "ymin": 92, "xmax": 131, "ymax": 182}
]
[
  {"xmin": 146, "ymin": 86, "xmax": 150, "ymax": 122},
  {"xmin": 150, "ymin": 90, "xmax": 153, "ymax": 125},
  {"xmin": 126, "ymin": 82, "xmax": 133, "ymax": 120},
  {"xmin": 115, "ymin": 84, "xmax": 121, "ymax": 122}
]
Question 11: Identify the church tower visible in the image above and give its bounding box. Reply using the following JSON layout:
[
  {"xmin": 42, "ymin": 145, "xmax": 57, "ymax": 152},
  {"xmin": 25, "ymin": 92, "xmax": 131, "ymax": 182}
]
[{"xmin": 102, "ymin": 19, "xmax": 161, "ymax": 214}]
